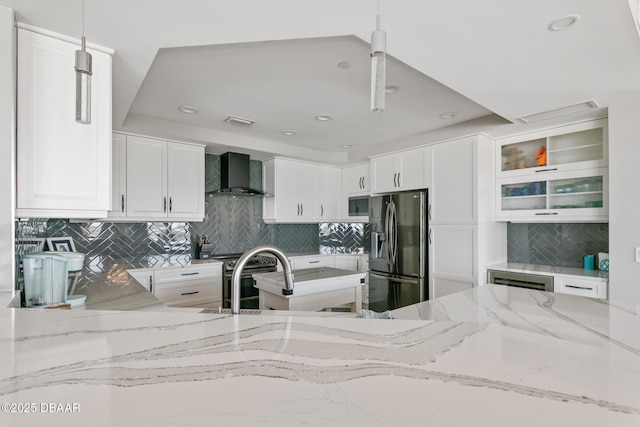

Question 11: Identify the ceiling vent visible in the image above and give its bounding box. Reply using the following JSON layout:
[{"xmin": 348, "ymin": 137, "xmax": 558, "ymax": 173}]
[
  {"xmin": 224, "ymin": 115, "xmax": 255, "ymax": 126},
  {"xmin": 517, "ymin": 100, "xmax": 599, "ymax": 123}
]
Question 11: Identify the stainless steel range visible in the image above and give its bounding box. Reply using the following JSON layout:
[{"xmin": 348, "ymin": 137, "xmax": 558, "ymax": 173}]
[{"xmin": 211, "ymin": 254, "xmax": 278, "ymax": 309}]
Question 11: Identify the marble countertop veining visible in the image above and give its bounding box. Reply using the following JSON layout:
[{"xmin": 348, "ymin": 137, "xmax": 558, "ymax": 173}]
[{"xmin": 1, "ymin": 285, "xmax": 639, "ymax": 426}]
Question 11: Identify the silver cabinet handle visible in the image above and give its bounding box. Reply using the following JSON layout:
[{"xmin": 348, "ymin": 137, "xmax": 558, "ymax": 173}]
[
  {"xmin": 535, "ymin": 212, "xmax": 558, "ymax": 215},
  {"xmin": 393, "ymin": 173, "xmax": 397, "ymax": 187},
  {"xmin": 181, "ymin": 272, "xmax": 200, "ymax": 276},
  {"xmin": 309, "ymin": 260, "xmax": 320, "ymax": 264},
  {"xmin": 397, "ymin": 173, "xmax": 400, "ymax": 187},
  {"xmin": 359, "ymin": 177, "xmax": 363, "ymax": 189},
  {"xmin": 429, "ymin": 228, "xmax": 432, "ymax": 244},
  {"xmin": 535, "ymin": 168, "xmax": 558, "ymax": 173},
  {"xmin": 321, "ymin": 204, "xmax": 324, "ymax": 216},
  {"xmin": 301, "ymin": 204, "xmax": 303, "ymax": 215},
  {"xmin": 428, "ymin": 204, "xmax": 432, "ymax": 221},
  {"xmin": 169, "ymin": 197, "xmax": 173, "ymax": 213},
  {"xmin": 297, "ymin": 204, "xmax": 300, "ymax": 216},
  {"xmin": 180, "ymin": 291, "xmax": 200, "ymax": 296},
  {"xmin": 121, "ymin": 194, "xmax": 125, "ymax": 213},
  {"xmin": 163, "ymin": 196, "xmax": 167, "ymax": 213},
  {"xmin": 149, "ymin": 275, "xmax": 153, "ymax": 293},
  {"xmin": 566, "ymin": 284, "xmax": 593, "ymax": 291}
]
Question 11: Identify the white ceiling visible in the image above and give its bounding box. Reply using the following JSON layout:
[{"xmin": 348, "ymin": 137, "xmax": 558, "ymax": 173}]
[{"xmin": 3, "ymin": 0, "xmax": 640, "ymax": 164}]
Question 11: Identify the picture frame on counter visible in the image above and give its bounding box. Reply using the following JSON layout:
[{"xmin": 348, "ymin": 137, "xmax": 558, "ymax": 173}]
[
  {"xmin": 46, "ymin": 237, "xmax": 76, "ymax": 252},
  {"xmin": 16, "ymin": 238, "xmax": 46, "ymax": 255}
]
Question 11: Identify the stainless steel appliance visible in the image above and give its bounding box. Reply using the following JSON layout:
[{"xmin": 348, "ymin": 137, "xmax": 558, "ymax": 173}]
[
  {"xmin": 487, "ymin": 269, "xmax": 554, "ymax": 292},
  {"xmin": 369, "ymin": 190, "xmax": 428, "ymax": 311},
  {"xmin": 348, "ymin": 196, "xmax": 369, "ymax": 216},
  {"xmin": 212, "ymin": 253, "xmax": 278, "ymax": 309}
]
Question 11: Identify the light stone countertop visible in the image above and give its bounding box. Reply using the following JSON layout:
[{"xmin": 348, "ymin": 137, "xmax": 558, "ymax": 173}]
[{"xmin": 1, "ymin": 284, "xmax": 639, "ymax": 426}]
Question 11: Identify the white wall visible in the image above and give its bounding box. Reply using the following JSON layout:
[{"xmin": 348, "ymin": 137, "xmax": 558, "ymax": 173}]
[
  {"xmin": 608, "ymin": 101, "xmax": 640, "ymax": 311},
  {"xmin": 0, "ymin": 5, "xmax": 15, "ymax": 293}
]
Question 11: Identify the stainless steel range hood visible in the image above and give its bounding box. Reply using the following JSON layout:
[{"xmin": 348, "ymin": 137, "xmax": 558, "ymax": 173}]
[{"xmin": 207, "ymin": 152, "xmax": 271, "ymax": 197}]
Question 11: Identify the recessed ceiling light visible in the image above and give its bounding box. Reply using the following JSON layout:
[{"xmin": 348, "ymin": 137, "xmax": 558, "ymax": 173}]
[
  {"xmin": 548, "ymin": 15, "xmax": 580, "ymax": 31},
  {"xmin": 315, "ymin": 114, "xmax": 333, "ymax": 121},
  {"xmin": 385, "ymin": 85, "xmax": 400, "ymax": 94},
  {"xmin": 439, "ymin": 112, "xmax": 457, "ymax": 119},
  {"xmin": 224, "ymin": 116, "xmax": 255, "ymax": 126},
  {"xmin": 337, "ymin": 61, "xmax": 351, "ymax": 69},
  {"xmin": 341, "ymin": 144, "xmax": 352, "ymax": 148},
  {"xmin": 177, "ymin": 105, "xmax": 198, "ymax": 114},
  {"xmin": 282, "ymin": 130, "xmax": 296, "ymax": 136}
]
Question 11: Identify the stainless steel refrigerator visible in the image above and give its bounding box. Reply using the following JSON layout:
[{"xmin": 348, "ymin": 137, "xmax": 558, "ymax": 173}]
[{"xmin": 369, "ymin": 190, "xmax": 428, "ymax": 311}]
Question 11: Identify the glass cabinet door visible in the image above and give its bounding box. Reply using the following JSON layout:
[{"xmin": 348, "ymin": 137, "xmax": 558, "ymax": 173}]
[
  {"xmin": 498, "ymin": 121, "xmax": 606, "ymax": 177},
  {"xmin": 496, "ymin": 168, "xmax": 608, "ymax": 221}
]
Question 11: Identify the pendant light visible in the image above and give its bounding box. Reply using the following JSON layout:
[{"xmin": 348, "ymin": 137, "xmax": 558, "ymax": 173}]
[
  {"xmin": 75, "ymin": 0, "xmax": 92, "ymax": 124},
  {"xmin": 370, "ymin": 13, "xmax": 386, "ymax": 113}
]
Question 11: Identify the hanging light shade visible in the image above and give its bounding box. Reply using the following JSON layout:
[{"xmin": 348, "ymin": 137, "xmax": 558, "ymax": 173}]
[
  {"xmin": 75, "ymin": 1, "xmax": 92, "ymax": 124},
  {"xmin": 370, "ymin": 14, "xmax": 386, "ymax": 113}
]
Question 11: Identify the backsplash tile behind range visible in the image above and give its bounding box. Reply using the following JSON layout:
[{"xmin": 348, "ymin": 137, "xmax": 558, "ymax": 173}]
[
  {"xmin": 15, "ymin": 154, "xmax": 365, "ymax": 289},
  {"xmin": 507, "ymin": 223, "xmax": 608, "ymax": 268}
]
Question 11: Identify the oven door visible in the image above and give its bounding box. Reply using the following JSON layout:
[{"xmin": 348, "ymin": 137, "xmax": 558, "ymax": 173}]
[{"xmin": 223, "ymin": 270, "xmax": 275, "ymax": 309}]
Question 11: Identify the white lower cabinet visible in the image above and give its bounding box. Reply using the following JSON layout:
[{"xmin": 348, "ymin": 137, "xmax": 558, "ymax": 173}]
[
  {"xmin": 554, "ymin": 274, "xmax": 607, "ymax": 299},
  {"xmin": 128, "ymin": 263, "xmax": 222, "ymax": 308}
]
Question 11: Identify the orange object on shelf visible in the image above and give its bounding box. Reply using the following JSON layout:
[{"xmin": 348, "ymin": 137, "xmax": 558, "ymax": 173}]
[{"xmin": 536, "ymin": 146, "xmax": 546, "ymax": 166}]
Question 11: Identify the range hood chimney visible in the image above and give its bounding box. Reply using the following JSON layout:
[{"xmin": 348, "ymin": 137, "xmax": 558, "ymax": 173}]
[{"xmin": 208, "ymin": 152, "xmax": 270, "ymax": 197}]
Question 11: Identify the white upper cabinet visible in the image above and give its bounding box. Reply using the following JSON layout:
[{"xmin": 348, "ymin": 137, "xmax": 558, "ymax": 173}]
[
  {"xmin": 342, "ymin": 163, "xmax": 370, "ymax": 195},
  {"xmin": 495, "ymin": 119, "xmax": 609, "ymax": 222},
  {"xmin": 317, "ymin": 164, "xmax": 341, "ymax": 221},
  {"xmin": 263, "ymin": 158, "xmax": 341, "ymax": 223},
  {"xmin": 429, "ymin": 137, "xmax": 476, "ymax": 224},
  {"xmin": 16, "ymin": 26, "xmax": 112, "ymax": 218},
  {"xmin": 370, "ymin": 147, "xmax": 429, "ymax": 194},
  {"xmin": 110, "ymin": 133, "xmax": 204, "ymax": 222},
  {"xmin": 496, "ymin": 119, "xmax": 607, "ymax": 179},
  {"xmin": 126, "ymin": 136, "xmax": 168, "ymax": 219},
  {"xmin": 109, "ymin": 133, "xmax": 127, "ymax": 217}
]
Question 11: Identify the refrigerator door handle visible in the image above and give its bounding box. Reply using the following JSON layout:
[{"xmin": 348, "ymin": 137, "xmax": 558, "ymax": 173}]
[{"xmin": 369, "ymin": 272, "xmax": 421, "ymax": 285}]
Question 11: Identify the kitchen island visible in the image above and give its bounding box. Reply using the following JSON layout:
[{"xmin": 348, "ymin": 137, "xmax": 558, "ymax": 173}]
[
  {"xmin": 253, "ymin": 267, "xmax": 365, "ymax": 312},
  {"xmin": 0, "ymin": 285, "xmax": 638, "ymax": 426}
]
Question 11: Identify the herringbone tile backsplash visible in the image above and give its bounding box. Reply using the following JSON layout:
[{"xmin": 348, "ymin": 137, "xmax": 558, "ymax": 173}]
[
  {"xmin": 15, "ymin": 154, "xmax": 367, "ymax": 289},
  {"xmin": 507, "ymin": 223, "xmax": 608, "ymax": 268}
]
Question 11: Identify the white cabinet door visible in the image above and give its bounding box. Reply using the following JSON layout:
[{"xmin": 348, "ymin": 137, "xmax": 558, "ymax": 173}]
[
  {"xmin": 16, "ymin": 28, "xmax": 112, "ymax": 218},
  {"xmin": 430, "ymin": 137, "xmax": 476, "ymax": 224},
  {"xmin": 264, "ymin": 158, "xmax": 338, "ymax": 223},
  {"xmin": 298, "ymin": 163, "xmax": 318, "ymax": 220},
  {"xmin": 126, "ymin": 136, "xmax": 167, "ymax": 218},
  {"xmin": 371, "ymin": 148, "xmax": 429, "ymax": 194},
  {"xmin": 398, "ymin": 148, "xmax": 429, "ymax": 191},
  {"xmin": 342, "ymin": 163, "xmax": 369, "ymax": 195},
  {"xmin": 167, "ymin": 142, "xmax": 204, "ymax": 219},
  {"xmin": 318, "ymin": 165, "xmax": 341, "ymax": 221},
  {"xmin": 109, "ymin": 133, "xmax": 127, "ymax": 217},
  {"xmin": 371, "ymin": 154, "xmax": 400, "ymax": 194},
  {"xmin": 429, "ymin": 225, "xmax": 476, "ymax": 299},
  {"xmin": 264, "ymin": 158, "xmax": 300, "ymax": 221}
]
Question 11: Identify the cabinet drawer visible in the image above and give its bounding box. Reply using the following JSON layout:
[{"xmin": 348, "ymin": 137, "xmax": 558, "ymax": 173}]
[
  {"xmin": 154, "ymin": 281, "xmax": 218, "ymax": 307},
  {"xmin": 153, "ymin": 264, "xmax": 220, "ymax": 285},
  {"xmin": 292, "ymin": 256, "xmax": 334, "ymax": 270},
  {"xmin": 554, "ymin": 275, "xmax": 607, "ymax": 299}
]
